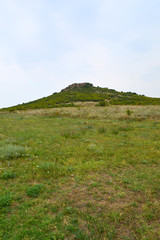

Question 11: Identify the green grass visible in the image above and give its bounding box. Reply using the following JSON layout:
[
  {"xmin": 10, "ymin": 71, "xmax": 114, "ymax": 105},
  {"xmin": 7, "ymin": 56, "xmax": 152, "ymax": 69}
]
[{"xmin": 0, "ymin": 106, "xmax": 160, "ymax": 239}]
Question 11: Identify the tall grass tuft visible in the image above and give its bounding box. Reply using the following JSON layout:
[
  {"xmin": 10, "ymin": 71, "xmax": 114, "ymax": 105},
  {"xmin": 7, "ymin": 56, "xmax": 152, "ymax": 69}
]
[
  {"xmin": 0, "ymin": 144, "xmax": 28, "ymax": 160},
  {"xmin": 37, "ymin": 161, "xmax": 64, "ymax": 178}
]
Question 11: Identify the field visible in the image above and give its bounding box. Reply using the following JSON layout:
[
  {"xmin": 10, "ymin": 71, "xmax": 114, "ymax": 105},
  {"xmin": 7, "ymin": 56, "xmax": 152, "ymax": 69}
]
[{"xmin": 0, "ymin": 106, "xmax": 160, "ymax": 240}]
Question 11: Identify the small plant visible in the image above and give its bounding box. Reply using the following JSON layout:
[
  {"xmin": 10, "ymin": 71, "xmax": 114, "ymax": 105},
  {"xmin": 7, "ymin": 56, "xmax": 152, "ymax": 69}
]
[
  {"xmin": 38, "ymin": 162, "xmax": 54, "ymax": 172},
  {"xmin": 0, "ymin": 193, "xmax": 12, "ymax": 208},
  {"xmin": 99, "ymin": 100, "xmax": 106, "ymax": 107},
  {"xmin": 117, "ymin": 192, "xmax": 126, "ymax": 198},
  {"xmin": 111, "ymin": 129, "xmax": 119, "ymax": 135},
  {"xmin": 26, "ymin": 184, "xmax": 43, "ymax": 198},
  {"xmin": 66, "ymin": 166, "xmax": 75, "ymax": 174},
  {"xmin": 126, "ymin": 109, "xmax": 132, "ymax": 116},
  {"xmin": 61, "ymin": 129, "xmax": 80, "ymax": 139},
  {"xmin": 98, "ymin": 127, "xmax": 106, "ymax": 133},
  {"xmin": 87, "ymin": 144, "xmax": 103, "ymax": 155},
  {"xmin": 0, "ymin": 144, "xmax": 28, "ymax": 160},
  {"xmin": 86, "ymin": 125, "xmax": 93, "ymax": 129},
  {"xmin": 1, "ymin": 171, "xmax": 16, "ymax": 180},
  {"xmin": 118, "ymin": 126, "xmax": 133, "ymax": 131},
  {"xmin": 51, "ymin": 206, "xmax": 59, "ymax": 213},
  {"xmin": 5, "ymin": 138, "xmax": 17, "ymax": 144},
  {"xmin": 37, "ymin": 161, "xmax": 64, "ymax": 178}
]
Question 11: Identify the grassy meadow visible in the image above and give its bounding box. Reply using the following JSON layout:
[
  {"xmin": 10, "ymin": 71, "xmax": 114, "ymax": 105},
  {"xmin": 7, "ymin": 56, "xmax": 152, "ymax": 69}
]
[{"xmin": 0, "ymin": 105, "xmax": 160, "ymax": 239}]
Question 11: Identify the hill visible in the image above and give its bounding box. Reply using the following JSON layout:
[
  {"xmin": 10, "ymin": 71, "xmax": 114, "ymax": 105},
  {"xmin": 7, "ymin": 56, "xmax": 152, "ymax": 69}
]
[{"xmin": 1, "ymin": 82, "xmax": 160, "ymax": 111}]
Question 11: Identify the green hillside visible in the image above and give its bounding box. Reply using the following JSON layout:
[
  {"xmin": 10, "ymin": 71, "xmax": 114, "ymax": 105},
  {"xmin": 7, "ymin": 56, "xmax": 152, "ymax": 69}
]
[{"xmin": 1, "ymin": 83, "xmax": 160, "ymax": 111}]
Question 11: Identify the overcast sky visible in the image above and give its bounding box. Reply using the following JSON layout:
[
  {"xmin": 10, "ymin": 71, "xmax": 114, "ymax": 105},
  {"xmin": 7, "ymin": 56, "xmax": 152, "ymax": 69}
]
[{"xmin": 0, "ymin": 0, "xmax": 160, "ymax": 108}]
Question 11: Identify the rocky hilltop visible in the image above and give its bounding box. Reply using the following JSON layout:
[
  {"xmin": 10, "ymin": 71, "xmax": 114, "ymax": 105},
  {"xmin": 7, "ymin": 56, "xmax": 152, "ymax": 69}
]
[{"xmin": 61, "ymin": 83, "xmax": 93, "ymax": 92}]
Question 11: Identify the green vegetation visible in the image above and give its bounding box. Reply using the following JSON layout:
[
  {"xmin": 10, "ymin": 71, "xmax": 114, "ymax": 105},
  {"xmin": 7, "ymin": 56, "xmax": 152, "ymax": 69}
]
[
  {"xmin": 0, "ymin": 193, "xmax": 12, "ymax": 208},
  {"xmin": 0, "ymin": 171, "xmax": 16, "ymax": 180},
  {"xmin": 126, "ymin": 109, "xmax": 132, "ymax": 116},
  {"xmin": 99, "ymin": 100, "xmax": 106, "ymax": 107},
  {"xmin": 0, "ymin": 106, "xmax": 160, "ymax": 239},
  {"xmin": 1, "ymin": 83, "xmax": 160, "ymax": 112},
  {"xmin": 26, "ymin": 184, "xmax": 43, "ymax": 198},
  {"xmin": 0, "ymin": 144, "xmax": 28, "ymax": 160}
]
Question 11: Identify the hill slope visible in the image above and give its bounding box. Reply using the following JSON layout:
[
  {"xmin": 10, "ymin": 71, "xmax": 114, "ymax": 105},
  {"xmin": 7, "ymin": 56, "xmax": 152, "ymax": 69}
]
[{"xmin": 2, "ymin": 83, "xmax": 160, "ymax": 111}]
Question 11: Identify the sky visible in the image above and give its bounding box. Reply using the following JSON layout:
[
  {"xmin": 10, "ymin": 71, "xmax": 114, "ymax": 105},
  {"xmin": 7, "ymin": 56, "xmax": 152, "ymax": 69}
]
[{"xmin": 0, "ymin": 0, "xmax": 160, "ymax": 108}]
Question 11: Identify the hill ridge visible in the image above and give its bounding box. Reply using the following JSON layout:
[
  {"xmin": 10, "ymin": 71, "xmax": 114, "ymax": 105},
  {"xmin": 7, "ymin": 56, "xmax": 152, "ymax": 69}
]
[{"xmin": 1, "ymin": 82, "xmax": 160, "ymax": 111}]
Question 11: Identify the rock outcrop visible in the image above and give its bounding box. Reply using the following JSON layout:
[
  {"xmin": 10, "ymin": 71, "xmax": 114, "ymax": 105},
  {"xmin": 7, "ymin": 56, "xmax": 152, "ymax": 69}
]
[{"xmin": 61, "ymin": 83, "xmax": 93, "ymax": 92}]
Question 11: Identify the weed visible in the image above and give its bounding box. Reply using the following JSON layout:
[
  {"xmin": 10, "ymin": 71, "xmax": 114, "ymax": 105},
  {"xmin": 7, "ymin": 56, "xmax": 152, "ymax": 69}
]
[
  {"xmin": 5, "ymin": 138, "xmax": 17, "ymax": 144},
  {"xmin": 26, "ymin": 184, "xmax": 43, "ymax": 198},
  {"xmin": 61, "ymin": 129, "xmax": 80, "ymax": 139},
  {"xmin": 129, "ymin": 202, "xmax": 138, "ymax": 207},
  {"xmin": 111, "ymin": 129, "xmax": 119, "ymax": 135},
  {"xmin": 66, "ymin": 166, "xmax": 75, "ymax": 174},
  {"xmin": 126, "ymin": 109, "xmax": 132, "ymax": 116},
  {"xmin": 117, "ymin": 191, "xmax": 126, "ymax": 198},
  {"xmin": 0, "ymin": 193, "xmax": 12, "ymax": 208},
  {"xmin": 118, "ymin": 126, "xmax": 133, "ymax": 131},
  {"xmin": 38, "ymin": 161, "xmax": 54, "ymax": 172},
  {"xmin": 63, "ymin": 206, "xmax": 74, "ymax": 215},
  {"xmin": 51, "ymin": 206, "xmax": 59, "ymax": 213},
  {"xmin": 98, "ymin": 127, "xmax": 106, "ymax": 133},
  {"xmin": 37, "ymin": 161, "xmax": 64, "ymax": 178},
  {"xmin": 87, "ymin": 144, "xmax": 103, "ymax": 155}
]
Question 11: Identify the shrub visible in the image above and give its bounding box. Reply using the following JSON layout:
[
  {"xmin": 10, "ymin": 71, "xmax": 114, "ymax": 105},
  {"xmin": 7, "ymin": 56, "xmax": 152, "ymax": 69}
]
[
  {"xmin": 126, "ymin": 109, "xmax": 132, "ymax": 116},
  {"xmin": 26, "ymin": 184, "xmax": 43, "ymax": 198},
  {"xmin": 1, "ymin": 171, "xmax": 16, "ymax": 180},
  {"xmin": 0, "ymin": 144, "xmax": 27, "ymax": 160},
  {"xmin": 9, "ymin": 109, "xmax": 15, "ymax": 113},
  {"xmin": 0, "ymin": 193, "xmax": 12, "ymax": 208},
  {"xmin": 99, "ymin": 101, "xmax": 106, "ymax": 107}
]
